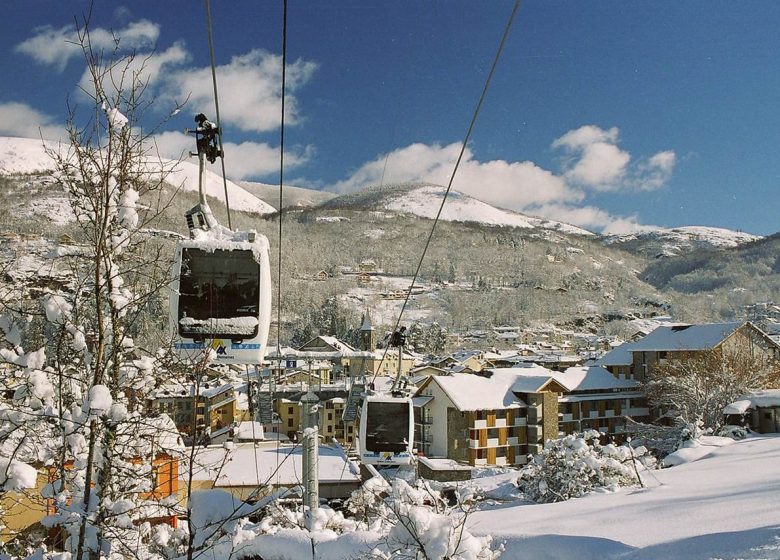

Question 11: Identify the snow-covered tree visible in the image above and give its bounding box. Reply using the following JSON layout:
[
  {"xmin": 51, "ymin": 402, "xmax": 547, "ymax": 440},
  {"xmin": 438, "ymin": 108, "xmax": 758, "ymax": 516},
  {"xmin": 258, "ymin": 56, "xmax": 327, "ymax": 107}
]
[
  {"xmin": 518, "ymin": 431, "xmax": 646, "ymax": 503},
  {"xmin": 643, "ymin": 348, "xmax": 780, "ymax": 432},
  {"xmin": 0, "ymin": 16, "xmax": 186, "ymax": 559}
]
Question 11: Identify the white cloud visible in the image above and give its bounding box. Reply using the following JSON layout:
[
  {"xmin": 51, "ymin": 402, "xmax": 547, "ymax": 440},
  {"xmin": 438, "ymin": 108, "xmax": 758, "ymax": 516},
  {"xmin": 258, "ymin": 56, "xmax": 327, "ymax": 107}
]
[
  {"xmin": 529, "ymin": 203, "xmax": 655, "ymax": 235},
  {"xmin": 552, "ymin": 125, "xmax": 676, "ymax": 192},
  {"xmin": 553, "ymin": 125, "xmax": 630, "ymax": 190},
  {"xmin": 634, "ymin": 150, "xmax": 677, "ymax": 191},
  {"xmin": 328, "ymin": 127, "xmax": 676, "ymax": 234},
  {"xmin": 552, "ymin": 125, "xmax": 619, "ymax": 150},
  {"xmin": 0, "ymin": 102, "xmax": 64, "ymax": 141},
  {"xmin": 162, "ymin": 50, "xmax": 317, "ymax": 133},
  {"xmin": 152, "ymin": 131, "xmax": 312, "ymax": 181},
  {"xmin": 15, "ymin": 20, "xmax": 160, "ymax": 73},
  {"xmin": 329, "ymin": 142, "xmax": 579, "ymax": 211}
]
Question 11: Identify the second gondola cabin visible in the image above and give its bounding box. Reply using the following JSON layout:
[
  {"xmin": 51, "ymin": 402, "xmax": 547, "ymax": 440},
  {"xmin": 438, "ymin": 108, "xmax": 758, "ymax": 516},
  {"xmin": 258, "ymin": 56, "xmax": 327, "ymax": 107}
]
[
  {"xmin": 170, "ymin": 230, "xmax": 272, "ymax": 365},
  {"xmin": 358, "ymin": 394, "xmax": 415, "ymax": 466}
]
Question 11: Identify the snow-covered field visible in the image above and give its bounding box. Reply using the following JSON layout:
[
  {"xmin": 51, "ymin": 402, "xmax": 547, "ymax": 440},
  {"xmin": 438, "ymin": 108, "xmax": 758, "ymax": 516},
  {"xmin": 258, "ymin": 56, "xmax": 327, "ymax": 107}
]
[{"xmin": 468, "ymin": 435, "xmax": 780, "ymax": 559}]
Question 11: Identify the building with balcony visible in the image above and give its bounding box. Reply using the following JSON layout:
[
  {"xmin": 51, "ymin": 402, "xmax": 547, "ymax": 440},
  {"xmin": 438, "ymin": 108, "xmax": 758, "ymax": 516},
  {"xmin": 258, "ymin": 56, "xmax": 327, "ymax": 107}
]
[{"xmin": 413, "ymin": 364, "xmax": 644, "ymax": 467}]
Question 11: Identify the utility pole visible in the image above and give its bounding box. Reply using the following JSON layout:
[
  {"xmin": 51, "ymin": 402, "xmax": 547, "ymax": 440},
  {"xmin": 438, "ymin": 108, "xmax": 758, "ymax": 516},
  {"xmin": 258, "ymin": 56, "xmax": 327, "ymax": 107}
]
[{"xmin": 300, "ymin": 391, "xmax": 319, "ymax": 530}]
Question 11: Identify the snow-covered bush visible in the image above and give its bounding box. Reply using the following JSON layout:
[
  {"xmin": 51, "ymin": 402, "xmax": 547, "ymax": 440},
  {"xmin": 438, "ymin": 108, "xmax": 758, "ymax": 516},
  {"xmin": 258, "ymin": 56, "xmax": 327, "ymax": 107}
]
[
  {"xmin": 626, "ymin": 416, "xmax": 708, "ymax": 459},
  {"xmin": 716, "ymin": 424, "xmax": 749, "ymax": 440},
  {"xmin": 518, "ymin": 431, "xmax": 644, "ymax": 503}
]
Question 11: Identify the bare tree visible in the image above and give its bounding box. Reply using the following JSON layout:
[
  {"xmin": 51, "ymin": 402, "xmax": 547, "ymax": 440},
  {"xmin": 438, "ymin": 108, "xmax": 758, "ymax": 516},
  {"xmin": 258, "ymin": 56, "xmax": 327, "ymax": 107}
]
[{"xmin": 644, "ymin": 348, "xmax": 780, "ymax": 432}]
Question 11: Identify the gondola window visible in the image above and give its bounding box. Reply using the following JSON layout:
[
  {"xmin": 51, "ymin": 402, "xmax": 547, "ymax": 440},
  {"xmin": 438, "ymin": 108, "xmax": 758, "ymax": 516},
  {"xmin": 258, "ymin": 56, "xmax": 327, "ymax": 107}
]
[
  {"xmin": 365, "ymin": 401, "xmax": 410, "ymax": 453},
  {"xmin": 178, "ymin": 248, "xmax": 261, "ymax": 340}
]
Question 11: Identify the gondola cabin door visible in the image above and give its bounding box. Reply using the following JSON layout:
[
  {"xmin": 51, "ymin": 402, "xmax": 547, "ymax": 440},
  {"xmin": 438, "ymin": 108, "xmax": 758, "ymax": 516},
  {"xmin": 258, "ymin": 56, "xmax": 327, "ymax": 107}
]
[{"xmin": 170, "ymin": 233, "xmax": 272, "ymax": 364}]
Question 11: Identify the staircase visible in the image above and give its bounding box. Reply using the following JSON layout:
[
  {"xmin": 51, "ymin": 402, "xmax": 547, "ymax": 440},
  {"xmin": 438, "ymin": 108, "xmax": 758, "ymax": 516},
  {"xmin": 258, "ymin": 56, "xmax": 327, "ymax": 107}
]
[{"xmin": 342, "ymin": 382, "xmax": 365, "ymax": 423}]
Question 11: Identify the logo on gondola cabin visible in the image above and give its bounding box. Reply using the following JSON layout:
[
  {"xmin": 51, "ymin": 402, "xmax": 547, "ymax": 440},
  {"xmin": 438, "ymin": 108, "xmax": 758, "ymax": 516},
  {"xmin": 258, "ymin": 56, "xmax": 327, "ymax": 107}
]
[{"xmin": 211, "ymin": 339, "xmax": 228, "ymax": 355}]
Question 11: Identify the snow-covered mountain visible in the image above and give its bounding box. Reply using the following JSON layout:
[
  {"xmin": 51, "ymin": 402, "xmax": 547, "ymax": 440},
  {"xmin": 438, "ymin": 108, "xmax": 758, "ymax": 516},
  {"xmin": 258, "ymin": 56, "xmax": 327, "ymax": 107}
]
[
  {"xmin": 0, "ymin": 136, "xmax": 275, "ymax": 215},
  {"xmin": 239, "ymin": 180, "xmax": 336, "ymax": 210},
  {"xmin": 606, "ymin": 225, "xmax": 761, "ymax": 258},
  {"xmin": 321, "ymin": 183, "xmax": 594, "ymax": 236}
]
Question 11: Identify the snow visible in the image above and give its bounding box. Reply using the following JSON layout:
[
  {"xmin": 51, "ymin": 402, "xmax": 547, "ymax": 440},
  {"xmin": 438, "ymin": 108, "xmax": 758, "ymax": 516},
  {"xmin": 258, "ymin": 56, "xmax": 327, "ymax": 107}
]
[
  {"xmin": 384, "ymin": 184, "xmax": 593, "ymax": 235},
  {"xmin": 552, "ymin": 365, "xmax": 639, "ymax": 392},
  {"xmin": 606, "ymin": 226, "xmax": 761, "ymax": 249},
  {"xmin": 235, "ymin": 421, "xmax": 265, "ymax": 441},
  {"xmin": 103, "ymin": 103, "xmax": 129, "ymax": 130},
  {"xmin": 661, "ymin": 436, "xmax": 735, "ymax": 467},
  {"xmin": 0, "ymin": 137, "xmax": 58, "ymax": 174},
  {"xmin": 743, "ymin": 389, "xmax": 780, "ymax": 408},
  {"xmin": 430, "ymin": 367, "xmax": 548, "ymax": 411},
  {"xmin": 468, "ymin": 435, "xmax": 780, "ymax": 558},
  {"xmin": 87, "ymin": 384, "xmax": 113, "ymax": 413},
  {"xmin": 158, "ymin": 158, "xmax": 275, "ymax": 215},
  {"xmin": 723, "ymin": 399, "xmax": 753, "ymax": 414},
  {"xmin": 0, "ymin": 136, "xmax": 275, "ymax": 215},
  {"xmin": 42, "ymin": 294, "xmax": 72, "ymax": 323},
  {"xmin": 0, "ymin": 459, "xmax": 38, "ymax": 491},
  {"xmin": 191, "ymin": 442, "xmax": 361, "ymax": 487},
  {"xmin": 629, "ymin": 322, "xmax": 742, "ymax": 352},
  {"xmin": 179, "ymin": 316, "xmax": 259, "ymax": 335}
]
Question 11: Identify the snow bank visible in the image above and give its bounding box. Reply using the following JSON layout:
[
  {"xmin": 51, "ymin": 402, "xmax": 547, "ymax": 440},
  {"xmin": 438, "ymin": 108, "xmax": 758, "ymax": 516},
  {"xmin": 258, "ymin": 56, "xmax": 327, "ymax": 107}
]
[
  {"xmin": 470, "ymin": 435, "xmax": 780, "ymax": 556},
  {"xmin": 661, "ymin": 435, "xmax": 735, "ymax": 467}
]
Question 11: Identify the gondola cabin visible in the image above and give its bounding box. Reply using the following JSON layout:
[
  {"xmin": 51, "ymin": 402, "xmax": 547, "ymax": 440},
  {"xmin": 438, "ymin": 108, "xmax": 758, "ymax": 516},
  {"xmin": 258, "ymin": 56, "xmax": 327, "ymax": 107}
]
[
  {"xmin": 170, "ymin": 230, "xmax": 272, "ymax": 364},
  {"xmin": 358, "ymin": 395, "xmax": 415, "ymax": 466}
]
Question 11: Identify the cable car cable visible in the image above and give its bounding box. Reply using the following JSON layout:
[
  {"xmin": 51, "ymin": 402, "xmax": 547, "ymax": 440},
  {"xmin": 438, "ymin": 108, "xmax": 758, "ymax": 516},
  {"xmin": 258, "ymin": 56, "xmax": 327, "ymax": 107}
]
[
  {"xmin": 370, "ymin": 0, "xmax": 521, "ymax": 386},
  {"xmin": 276, "ymin": 0, "xmax": 288, "ymax": 359},
  {"xmin": 204, "ymin": 0, "xmax": 232, "ymax": 229},
  {"xmin": 273, "ymin": 0, "xmax": 290, "ymax": 482}
]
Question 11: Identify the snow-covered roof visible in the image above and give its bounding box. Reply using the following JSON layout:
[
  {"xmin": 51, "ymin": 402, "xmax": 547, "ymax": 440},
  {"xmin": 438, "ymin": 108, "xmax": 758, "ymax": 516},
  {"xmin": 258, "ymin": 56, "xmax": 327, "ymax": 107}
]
[
  {"xmin": 417, "ymin": 457, "xmax": 471, "ymax": 471},
  {"xmin": 412, "ymin": 395, "xmax": 433, "ymax": 407},
  {"xmin": 629, "ymin": 322, "xmax": 743, "ymax": 352},
  {"xmin": 553, "ymin": 366, "xmax": 638, "ymax": 392},
  {"xmin": 510, "ymin": 375, "xmax": 560, "ymax": 394},
  {"xmin": 723, "ymin": 400, "xmax": 753, "ymax": 415},
  {"xmin": 430, "ymin": 366, "xmax": 557, "ymax": 411},
  {"xmin": 151, "ymin": 380, "xmax": 235, "ymax": 399},
  {"xmin": 234, "ymin": 421, "xmax": 265, "ymax": 441},
  {"xmin": 594, "ymin": 340, "xmax": 639, "ymax": 367},
  {"xmin": 724, "ymin": 390, "xmax": 780, "ymax": 413},
  {"xmin": 190, "ymin": 442, "xmax": 361, "ymax": 487}
]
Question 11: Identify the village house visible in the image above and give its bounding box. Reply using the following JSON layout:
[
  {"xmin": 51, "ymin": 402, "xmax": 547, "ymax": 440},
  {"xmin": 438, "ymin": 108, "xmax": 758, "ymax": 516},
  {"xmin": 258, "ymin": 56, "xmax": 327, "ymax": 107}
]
[
  {"xmin": 626, "ymin": 321, "xmax": 780, "ymax": 382},
  {"xmin": 413, "ymin": 364, "xmax": 644, "ymax": 467},
  {"xmin": 296, "ymin": 335, "xmax": 359, "ymax": 380},
  {"xmin": 273, "ymin": 395, "xmax": 355, "ymax": 445},
  {"xmin": 724, "ymin": 390, "xmax": 780, "ymax": 433},
  {"xmin": 150, "ymin": 381, "xmax": 247, "ymax": 440}
]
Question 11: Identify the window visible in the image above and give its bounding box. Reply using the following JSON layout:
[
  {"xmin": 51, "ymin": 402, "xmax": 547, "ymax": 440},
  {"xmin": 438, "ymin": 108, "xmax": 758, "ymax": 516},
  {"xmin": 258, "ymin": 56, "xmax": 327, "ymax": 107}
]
[
  {"xmin": 177, "ymin": 248, "xmax": 261, "ymax": 338},
  {"xmin": 287, "ymin": 418, "xmax": 294, "ymax": 427},
  {"xmin": 288, "ymin": 406, "xmax": 294, "ymax": 415},
  {"xmin": 327, "ymin": 425, "xmax": 333, "ymax": 433},
  {"xmin": 327, "ymin": 413, "xmax": 333, "ymax": 421},
  {"xmin": 364, "ymin": 401, "xmax": 411, "ymax": 453}
]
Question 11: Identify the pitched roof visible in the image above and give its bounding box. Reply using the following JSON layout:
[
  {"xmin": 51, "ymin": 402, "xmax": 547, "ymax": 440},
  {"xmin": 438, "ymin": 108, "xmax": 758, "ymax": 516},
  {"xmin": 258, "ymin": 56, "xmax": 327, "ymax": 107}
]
[
  {"xmin": 429, "ymin": 365, "xmax": 557, "ymax": 411},
  {"xmin": 552, "ymin": 366, "xmax": 638, "ymax": 392},
  {"xmin": 629, "ymin": 322, "xmax": 743, "ymax": 352},
  {"xmin": 594, "ymin": 340, "xmax": 640, "ymax": 367}
]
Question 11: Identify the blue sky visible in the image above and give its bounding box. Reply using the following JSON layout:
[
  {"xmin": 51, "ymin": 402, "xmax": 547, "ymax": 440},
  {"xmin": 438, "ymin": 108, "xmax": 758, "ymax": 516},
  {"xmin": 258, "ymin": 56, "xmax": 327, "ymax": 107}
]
[{"xmin": 3, "ymin": 1, "xmax": 780, "ymax": 235}]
